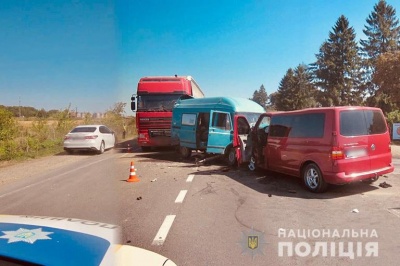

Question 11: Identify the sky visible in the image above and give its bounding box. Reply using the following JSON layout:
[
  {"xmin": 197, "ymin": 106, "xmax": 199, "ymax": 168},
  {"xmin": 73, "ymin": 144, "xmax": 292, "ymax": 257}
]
[{"xmin": 1, "ymin": 0, "xmax": 399, "ymax": 113}]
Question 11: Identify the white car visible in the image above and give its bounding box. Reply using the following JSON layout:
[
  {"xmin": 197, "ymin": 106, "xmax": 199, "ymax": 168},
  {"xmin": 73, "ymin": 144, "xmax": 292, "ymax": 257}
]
[{"xmin": 64, "ymin": 125, "xmax": 116, "ymax": 154}]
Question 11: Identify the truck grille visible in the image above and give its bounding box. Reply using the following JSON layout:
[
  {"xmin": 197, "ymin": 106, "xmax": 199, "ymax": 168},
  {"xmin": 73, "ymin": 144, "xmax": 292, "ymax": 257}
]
[
  {"xmin": 149, "ymin": 129, "xmax": 171, "ymax": 137},
  {"xmin": 139, "ymin": 117, "xmax": 172, "ymax": 129}
]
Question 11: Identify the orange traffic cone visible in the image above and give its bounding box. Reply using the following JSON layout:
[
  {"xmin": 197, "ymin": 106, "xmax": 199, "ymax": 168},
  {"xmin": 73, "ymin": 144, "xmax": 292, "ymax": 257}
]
[{"xmin": 127, "ymin": 161, "xmax": 140, "ymax": 182}]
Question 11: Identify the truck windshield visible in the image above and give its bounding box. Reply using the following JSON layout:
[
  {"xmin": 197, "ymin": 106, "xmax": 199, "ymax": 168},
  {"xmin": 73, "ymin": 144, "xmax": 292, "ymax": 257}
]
[{"xmin": 137, "ymin": 94, "xmax": 184, "ymax": 111}]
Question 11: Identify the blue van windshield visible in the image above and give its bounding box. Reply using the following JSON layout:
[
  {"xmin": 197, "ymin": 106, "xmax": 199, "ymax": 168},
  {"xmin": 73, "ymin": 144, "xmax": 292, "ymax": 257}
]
[{"xmin": 237, "ymin": 112, "xmax": 263, "ymax": 126}]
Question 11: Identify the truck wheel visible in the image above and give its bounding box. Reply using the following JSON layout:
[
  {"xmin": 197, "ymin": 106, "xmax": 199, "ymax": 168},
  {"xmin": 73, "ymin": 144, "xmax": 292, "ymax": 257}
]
[
  {"xmin": 180, "ymin": 146, "xmax": 192, "ymax": 158},
  {"xmin": 226, "ymin": 148, "xmax": 237, "ymax": 167},
  {"xmin": 302, "ymin": 163, "xmax": 328, "ymax": 193}
]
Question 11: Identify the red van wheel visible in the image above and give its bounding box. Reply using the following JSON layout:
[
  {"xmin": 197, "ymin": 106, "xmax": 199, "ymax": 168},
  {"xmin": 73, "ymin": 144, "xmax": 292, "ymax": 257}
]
[
  {"xmin": 226, "ymin": 148, "xmax": 237, "ymax": 166},
  {"xmin": 303, "ymin": 163, "xmax": 328, "ymax": 193}
]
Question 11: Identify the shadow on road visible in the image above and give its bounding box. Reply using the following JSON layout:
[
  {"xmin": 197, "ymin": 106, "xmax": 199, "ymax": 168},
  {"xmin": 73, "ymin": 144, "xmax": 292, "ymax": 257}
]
[
  {"xmin": 114, "ymin": 138, "xmax": 383, "ymax": 198},
  {"xmin": 190, "ymin": 165, "xmax": 380, "ymax": 199}
]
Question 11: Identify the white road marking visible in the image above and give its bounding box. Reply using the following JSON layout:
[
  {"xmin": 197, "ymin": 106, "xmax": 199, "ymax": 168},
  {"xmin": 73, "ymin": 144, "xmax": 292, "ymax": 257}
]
[
  {"xmin": 186, "ymin": 174, "xmax": 194, "ymax": 182},
  {"xmin": 152, "ymin": 215, "xmax": 176, "ymax": 245},
  {"xmin": 175, "ymin": 190, "xmax": 188, "ymax": 203},
  {"xmin": 388, "ymin": 208, "xmax": 400, "ymax": 218}
]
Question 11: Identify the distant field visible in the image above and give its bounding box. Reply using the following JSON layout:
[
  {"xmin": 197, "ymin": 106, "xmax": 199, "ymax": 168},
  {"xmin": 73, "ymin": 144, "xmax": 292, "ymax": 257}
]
[{"xmin": 17, "ymin": 120, "xmax": 83, "ymax": 129}]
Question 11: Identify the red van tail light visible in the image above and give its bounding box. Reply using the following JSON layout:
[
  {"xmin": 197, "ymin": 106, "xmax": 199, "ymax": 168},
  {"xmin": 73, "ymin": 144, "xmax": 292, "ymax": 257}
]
[{"xmin": 332, "ymin": 147, "xmax": 344, "ymax": 160}]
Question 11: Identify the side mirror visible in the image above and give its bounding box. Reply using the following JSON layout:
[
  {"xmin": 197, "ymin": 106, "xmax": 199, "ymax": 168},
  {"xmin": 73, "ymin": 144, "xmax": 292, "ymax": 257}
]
[{"xmin": 131, "ymin": 95, "xmax": 137, "ymax": 112}]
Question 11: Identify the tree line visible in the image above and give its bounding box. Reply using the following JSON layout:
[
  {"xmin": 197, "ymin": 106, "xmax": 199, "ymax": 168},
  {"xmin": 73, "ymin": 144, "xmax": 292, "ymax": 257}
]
[
  {"xmin": 251, "ymin": 0, "xmax": 400, "ymax": 120},
  {"xmin": 0, "ymin": 105, "xmax": 61, "ymax": 118}
]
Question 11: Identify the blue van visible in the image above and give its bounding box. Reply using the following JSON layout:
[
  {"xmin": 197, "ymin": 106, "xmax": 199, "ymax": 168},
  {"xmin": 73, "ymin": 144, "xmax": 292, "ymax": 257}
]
[{"xmin": 171, "ymin": 97, "xmax": 264, "ymax": 166}]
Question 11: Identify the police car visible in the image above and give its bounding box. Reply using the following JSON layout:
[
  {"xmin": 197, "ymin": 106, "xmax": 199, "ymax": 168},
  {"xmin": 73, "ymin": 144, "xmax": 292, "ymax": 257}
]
[{"xmin": 0, "ymin": 215, "xmax": 177, "ymax": 265}]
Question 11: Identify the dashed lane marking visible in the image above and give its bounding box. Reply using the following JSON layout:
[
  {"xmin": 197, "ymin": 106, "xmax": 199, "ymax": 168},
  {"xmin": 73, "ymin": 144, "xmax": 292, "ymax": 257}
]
[
  {"xmin": 175, "ymin": 190, "xmax": 188, "ymax": 203},
  {"xmin": 151, "ymin": 175, "xmax": 194, "ymax": 245},
  {"xmin": 186, "ymin": 174, "xmax": 195, "ymax": 182},
  {"xmin": 152, "ymin": 215, "xmax": 176, "ymax": 245}
]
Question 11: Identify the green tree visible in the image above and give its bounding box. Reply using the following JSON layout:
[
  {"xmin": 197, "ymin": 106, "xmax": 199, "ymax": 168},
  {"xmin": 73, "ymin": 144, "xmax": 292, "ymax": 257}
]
[
  {"xmin": 372, "ymin": 51, "xmax": 400, "ymax": 112},
  {"xmin": 275, "ymin": 65, "xmax": 318, "ymax": 111},
  {"xmin": 275, "ymin": 68, "xmax": 296, "ymax": 111},
  {"xmin": 251, "ymin": 85, "xmax": 268, "ymax": 110},
  {"xmin": 361, "ymin": 0, "xmax": 400, "ymax": 106},
  {"xmin": 292, "ymin": 64, "xmax": 318, "ymax": 109},
  {"xmin": 268, "ymin": 92, "xmax": 278, "ymax": 111},
  {"xmin": 312, "ymin": 15, "xmax": 363, "ymax": 106},
  {"xmin": 360, "ymin": 0, "xmax": 400, "ymax": 63}
]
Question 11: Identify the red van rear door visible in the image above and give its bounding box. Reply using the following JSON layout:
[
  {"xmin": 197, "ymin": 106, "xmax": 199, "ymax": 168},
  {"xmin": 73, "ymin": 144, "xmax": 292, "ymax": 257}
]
[
  {"xmin": 364, "ymin": 109, "xmax": 392, "ymax": 171},
  {"xmin": 338, "ymin": 110, "xmax": 371, "ymax": 175}
]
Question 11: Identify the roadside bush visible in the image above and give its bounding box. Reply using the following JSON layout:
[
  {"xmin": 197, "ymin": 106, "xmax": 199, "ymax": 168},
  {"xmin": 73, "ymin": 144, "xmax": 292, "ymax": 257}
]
[
  {"xmin": 387, "ymin": 110, "xmax": 400, "ymax": 127},
  {"xmin": 0, "ymin": 139, "xmax": 23, "ymax": 160},
  {"xmin": 0, "ymin": 107, "xmax": 17, "ymax": 141}
]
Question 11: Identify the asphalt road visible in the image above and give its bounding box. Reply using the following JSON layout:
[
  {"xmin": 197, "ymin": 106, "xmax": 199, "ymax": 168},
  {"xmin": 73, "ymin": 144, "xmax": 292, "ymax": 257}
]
[
  {"xmin": 0, "ymin": 152, "xmax": 121, "ymax": 225},
  {"xmin": 117, "ymin": 147, "xmax": 400, "ymax": 266},
  {"xmin": 0, "ymin": 143, "xmax": 399, "ymax": 266}
]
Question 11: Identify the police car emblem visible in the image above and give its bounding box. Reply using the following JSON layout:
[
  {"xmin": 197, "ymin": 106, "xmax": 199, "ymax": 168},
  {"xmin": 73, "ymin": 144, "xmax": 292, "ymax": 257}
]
[{"xmin": 0, "ymin": 228, "xmax": 53, "ymax": 244}]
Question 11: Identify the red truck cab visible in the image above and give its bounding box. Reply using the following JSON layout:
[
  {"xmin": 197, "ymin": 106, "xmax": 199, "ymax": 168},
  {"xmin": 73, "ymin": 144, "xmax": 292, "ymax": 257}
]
[{"xmin": 131, "ymin": 76, "xmax": 204, "ymax": 151}]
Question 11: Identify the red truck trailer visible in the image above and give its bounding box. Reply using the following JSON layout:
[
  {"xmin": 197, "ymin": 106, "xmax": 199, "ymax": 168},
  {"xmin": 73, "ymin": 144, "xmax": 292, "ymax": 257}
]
[{"xmin": 131, "ymin": 76, "xmax": 204, "ymax": 151}]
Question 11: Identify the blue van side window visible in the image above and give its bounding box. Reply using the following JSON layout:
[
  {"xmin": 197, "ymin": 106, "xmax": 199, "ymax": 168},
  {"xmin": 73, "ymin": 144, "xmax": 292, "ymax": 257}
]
[
  {"xmin": 182, "ymin": 114, "xmax": 196, "ymax": 126},
  {"xmin": 212, "ymin": 112, "xmax": 231, "ymax": 130}
]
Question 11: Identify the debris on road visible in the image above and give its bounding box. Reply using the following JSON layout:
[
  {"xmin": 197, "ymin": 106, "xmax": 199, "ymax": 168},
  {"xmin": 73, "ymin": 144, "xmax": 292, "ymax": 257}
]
[
  {"xmin": 268, "ymin": 194, "xmax": 272, "ymax": 197},
  {"xmin": 137, "ymin": 197, "xmax": 142, "ymax": 200},
  {"xmin": 151, "ymin": 178, "xmax": 157, "ymax": 182},
  {"xmin": 379, "ymin": 182, "xmax": 392, "ymax": 188},
  {"xmin": 351, "ymin": 209, "xmax": 359, "ymax": 213},
  {"xmin": 221, "ymin": 167, "xmax": 230, "ymax": 172},
  {"xmin": 195, "ymin": 154, "xmax": 224, "ymax": 166}
]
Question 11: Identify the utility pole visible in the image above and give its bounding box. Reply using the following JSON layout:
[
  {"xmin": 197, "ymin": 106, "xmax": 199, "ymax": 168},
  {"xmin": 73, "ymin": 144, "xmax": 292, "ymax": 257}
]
[{"xmin": 19, "ymin": 96, "xmax": 21, "ymax": 118}]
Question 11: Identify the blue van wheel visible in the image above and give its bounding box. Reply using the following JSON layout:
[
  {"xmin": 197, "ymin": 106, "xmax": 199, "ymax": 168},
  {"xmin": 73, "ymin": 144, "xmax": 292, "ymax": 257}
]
[
  {"xmin": 303, "ymin": 163, "xmax": 328, "ymax": 193},
  {"xmin": 180, "ymin": 146, "xmax": 192, "ymax": 159}
]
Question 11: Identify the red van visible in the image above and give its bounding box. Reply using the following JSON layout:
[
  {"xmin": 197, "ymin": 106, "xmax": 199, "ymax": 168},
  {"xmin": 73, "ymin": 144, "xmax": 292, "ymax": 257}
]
[{"xmin": 249, "ymin": 107, "xmax": 394, "ymax": 192}]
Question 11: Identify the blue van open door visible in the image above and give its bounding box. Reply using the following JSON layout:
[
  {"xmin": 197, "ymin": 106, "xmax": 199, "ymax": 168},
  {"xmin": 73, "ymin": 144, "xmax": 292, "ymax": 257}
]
[{"xmin": 206, "ymin": 111, "xmax": 232, "ymax": 154}]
